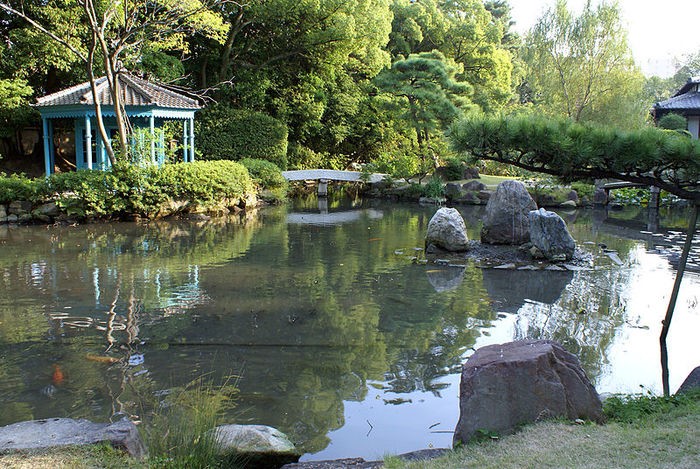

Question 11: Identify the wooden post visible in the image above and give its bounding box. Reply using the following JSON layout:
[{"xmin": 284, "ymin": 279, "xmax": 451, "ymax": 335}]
[{"xmin": 660, "ymin": 203, "xmax": 699, "ymax": 396}]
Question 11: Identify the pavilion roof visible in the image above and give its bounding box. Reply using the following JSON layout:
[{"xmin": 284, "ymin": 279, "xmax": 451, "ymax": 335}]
[
  {"xmin": 35, "ymin": 73, "xmax": 202, "ymax": 109},
  {"xmin": 654, "ymin": 91, "xmax": 700, "ymax": 112}
]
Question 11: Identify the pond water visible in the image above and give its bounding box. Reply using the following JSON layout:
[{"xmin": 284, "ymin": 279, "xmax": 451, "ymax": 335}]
[{"xmin": 0, "ymin": 199, "xmax": 698, "ymax": 461}]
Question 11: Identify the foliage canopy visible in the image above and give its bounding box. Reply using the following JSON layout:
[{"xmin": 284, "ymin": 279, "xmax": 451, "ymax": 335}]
[{"xmin": 450, "ymin": 115, "xmax": 700, "ymax": 201}]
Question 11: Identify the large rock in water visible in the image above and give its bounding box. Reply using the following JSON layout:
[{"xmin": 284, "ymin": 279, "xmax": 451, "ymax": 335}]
[
  {"xmin": 0, "ymin": 418, "xmax": 146, "ymax": 458},
  {"xmin": 481, "ymin": 180, "xmax": 537, "ymax": 245},
  {"xmin": 425, "ymin": 207, "xmax": 469, "ymax": 252},
  {"xmin": 453, "ymin": 340, "xmax": 604, "ymax": 446},
  {"xmin": 528, "ymin": 208, "xmax": 576, "ymax": 261},
  {"xmin": 214, "ymin": 424, "xmax": 300, "ymax": 467}
]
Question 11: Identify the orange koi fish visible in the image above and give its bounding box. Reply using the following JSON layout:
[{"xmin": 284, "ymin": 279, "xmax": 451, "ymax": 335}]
[
  {"xmin": 85, "ymin": 354, "xmax": 120, "ymax": 364},
  {"xmin": 51, "ymin": 364, "xmax": 64, "ymax": 385}
]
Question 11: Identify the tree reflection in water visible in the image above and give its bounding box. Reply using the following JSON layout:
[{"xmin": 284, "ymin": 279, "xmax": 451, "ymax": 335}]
[{"xmin": 0, "ymin": 203, "xmax": 697, "ymax": 458}]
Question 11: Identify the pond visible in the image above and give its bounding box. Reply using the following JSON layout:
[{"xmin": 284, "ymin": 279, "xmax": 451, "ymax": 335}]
[{"xmin": 0, "ymin": 199, "xmax": 698, "ymax": 461}]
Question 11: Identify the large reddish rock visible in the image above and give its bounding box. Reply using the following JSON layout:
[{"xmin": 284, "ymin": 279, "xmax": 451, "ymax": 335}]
[{"xmin": 453, "ymin": 340, "xmax": 603, "ymax": 446}]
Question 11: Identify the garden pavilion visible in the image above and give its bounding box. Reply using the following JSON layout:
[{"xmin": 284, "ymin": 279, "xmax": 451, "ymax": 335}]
[{"xmin": 34, "ymin": 72, "xmax": 201, "ymax": 176}]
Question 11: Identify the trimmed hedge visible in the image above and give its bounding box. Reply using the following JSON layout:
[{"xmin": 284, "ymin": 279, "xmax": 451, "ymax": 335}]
[
  {"xmin": 239, "ymin": 158, "xmax": 287, "ymax": 190},
  {"xmin": 1, "ymin": 161, "xmax": 255, "ymax": 219},
  {"xmin": 196, "ymin": 105, "xmax": 289, "ymax": 169}
]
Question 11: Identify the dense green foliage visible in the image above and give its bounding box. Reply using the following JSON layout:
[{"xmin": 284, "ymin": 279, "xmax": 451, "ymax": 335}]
[
  {"xmin": 239, "ymin": 158, "xmax": 286, "ymax": 190},
  {"xmin": 196, "ymin": 106, "xmax": 289, "ymax": 169},
  {"xmin": 0, "ymin": 172, "xmax": 36, "ymax": 203},
  {"xmin": 450, "ymin": 114, "xmax": 700, "ymax": 200},
  {"xmin": 375, "ymin": 51, "xmax": 473, "ymax": 156},
  {"xmin": 0, "ymin": 160, "xmax": 255, "ymax": 217},
  {"xmin": 1, "ymin": 0, "xmax": 696, "ymax": 176}
]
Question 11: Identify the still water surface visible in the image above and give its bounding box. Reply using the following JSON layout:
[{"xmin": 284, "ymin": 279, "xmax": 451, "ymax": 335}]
[{"xmin": 0, "ymin": 199, "xmax": 698, "ymax": 460}]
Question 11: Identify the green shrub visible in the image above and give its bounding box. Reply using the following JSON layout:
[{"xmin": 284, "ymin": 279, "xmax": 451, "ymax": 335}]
[
  {"xmin": 441, "ymin": 156, "xmax": 465, "ymax": 180},
  {"xmin": 570, "ymin": 181, "xmax": 595, "ymax": 199},
  {"xmin": 657, "ymin": 113, "xmax": 687, "ymax": 132},
  {"xmin": 239, "ymin": 158, "xmax": 287, "ymax": 190},
  {"xmin": 0, "ymin": 172, "xmax": 39, "ymax": 204},
  {"xmin": 604, "ymin": 389, "xmax": 700, "ymax": 423},
  {"xmin": 422, "ymin": 176, "xmax": 445, "ymax": 198},
  {"xmin": 38, "ymin": 161, "xmax": 255, "ymax": 219},
  {"xmin": 286, "ymin": 143, "xmax": 347, "ymax": 170},
  {"xmin": 42, "ymin": 169, "xmax": 132, "ymax": 217},
  {"xmin": 154, "ymin": 161, "xmax": 254, "ymax": 205},
  {"xmin": 196, "ymin": 105, "xmax": 288, "ymax": 169}
]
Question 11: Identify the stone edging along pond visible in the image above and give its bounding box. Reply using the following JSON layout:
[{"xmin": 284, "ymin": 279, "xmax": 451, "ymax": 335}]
[{"xmin": 0, "ymin": 193, "xmax": 259, "ymax": 225}]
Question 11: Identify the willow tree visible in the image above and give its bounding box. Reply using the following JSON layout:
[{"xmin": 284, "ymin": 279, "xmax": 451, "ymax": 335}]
[
  {"xmin": 0, "ymin": 0, "xmax": 229, "ymax": 163},
  {"xmin": 522, "ymin": 0, "xmax": 646, "ymax": 129},
  {"xmin": 451, "ymin": 114, "xmax": 700, "ymax": 394}
]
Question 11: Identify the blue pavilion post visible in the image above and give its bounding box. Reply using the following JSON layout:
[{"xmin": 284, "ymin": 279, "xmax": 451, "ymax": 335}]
[
  {"xmin": 42, "ymin": 117, "xmax": 52, "ymax": 176},
  {"xmin": 85, "ymin": 115, "xmax": 93, "ymax": 170},
  {"xmin": 149, "ymin": 115, "xmax": 156, "ymax": 164},
  {"xmin": 183, "ymin": 119, "xmax": 189, "ymax": 162},
  {"xmin": 189, "ymin": 117, "xmax": 195, "ymax": 162}
]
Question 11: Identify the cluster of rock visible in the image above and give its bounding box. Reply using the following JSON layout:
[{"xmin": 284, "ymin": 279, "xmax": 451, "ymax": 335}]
[
  {"xmin": 0, "ymin": 419, "xmax": 302, "ymax": 467},
  {"xmin": 426, "ymin": 180, "xmax": 577, "ymax": 261},
  {"xmin": 0, "ymin": 201, "xmax": 60, "ymax": 224},
  {"xmin": 0, "ymin": 194, "xmax": 258, "ymax": 225}
]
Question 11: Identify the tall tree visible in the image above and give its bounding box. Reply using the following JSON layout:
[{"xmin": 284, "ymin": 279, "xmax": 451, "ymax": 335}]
[
  {"xmin": 387, "ymin": 0, "xmax": 514, "ymax": 112},
  {"xmin": 189, "ymin": 0, "xmax": 393, "ymax": 166},
  {"xmin": 0, "ymin": 0, "xmax": 228, "ymax": 163},
  {"xmin": 375, "ymin": 50, "xmax": 473, "ymax": 167},
  {"xmin": 521, "ymin": 0, "xmax": 646, "ymax": 129}
]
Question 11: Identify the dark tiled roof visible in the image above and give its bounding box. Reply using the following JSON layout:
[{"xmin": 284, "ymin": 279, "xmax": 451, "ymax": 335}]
[
  {"xmin": 35, "ymin": 73, "xmax": 201, "ymax": 109},
  {"xmin": 673, "ymin": 76, "xmax": 700, "ymax": 97},
  {"xmin": 654, "ymin": 91, "xmax": 700, "ymax": 111}
]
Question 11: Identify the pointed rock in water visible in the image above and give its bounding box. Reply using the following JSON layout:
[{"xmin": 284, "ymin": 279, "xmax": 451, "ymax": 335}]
[
  {"xmin": 425, "ymin": 207, "xmax": 469, "ymax": 252},
  {"xmin": 528, "ymin": 208, "xmax": 576, "ymax": 261},
  {"xmin": 481, "ymin": 180, "xmax": 537, "ymax": 245}
]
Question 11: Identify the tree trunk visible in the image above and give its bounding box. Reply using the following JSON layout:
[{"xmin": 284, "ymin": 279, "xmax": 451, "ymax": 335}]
[
  {"xmin": 659, "ymin": 203, "xmax": 699, "ymax": 396},
  {"xmin": 87, "ymin": 33, "xmax": 116, "ymax": 166}
]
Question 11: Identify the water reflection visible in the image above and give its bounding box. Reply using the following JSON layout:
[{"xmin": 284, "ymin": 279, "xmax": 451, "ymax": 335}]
[
  {"xmin": 0, "ymin": 202, "xmax": 698, "ymax": 460},
  {"xmin": 425, "ymin": 266, "xmax": 467, "ymax": 292},
  {"xmin": 482, "ymin": 269, "xmax": 574, "ymax": 314}
]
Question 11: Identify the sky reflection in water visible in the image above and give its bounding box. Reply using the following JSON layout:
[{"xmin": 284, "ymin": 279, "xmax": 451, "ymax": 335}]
[{"xmin": 0, "ymin": 201, "xmax": 697, "ymax": 460}]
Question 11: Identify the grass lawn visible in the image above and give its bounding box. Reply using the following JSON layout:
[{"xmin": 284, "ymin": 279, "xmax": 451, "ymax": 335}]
[
  {"xmin": 455, "ymin": 174, "xmax": 520, "ymax": 189},
  {"xmin": 386, "ymin": 392, "xmax": 700, "ymax": 469}
]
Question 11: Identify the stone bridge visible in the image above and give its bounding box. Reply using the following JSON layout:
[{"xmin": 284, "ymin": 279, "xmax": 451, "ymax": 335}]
[{"xmin": 282, "ymin": 169, "xmax": 386, "ymax": 196}]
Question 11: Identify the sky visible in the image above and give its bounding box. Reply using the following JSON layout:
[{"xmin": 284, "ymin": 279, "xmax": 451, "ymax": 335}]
[{"xmin": 507, "ymin": 0, "xmax": 700, "ymax": 77}]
